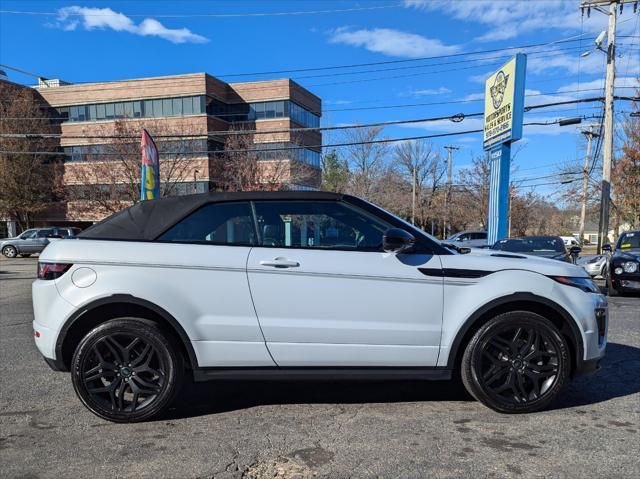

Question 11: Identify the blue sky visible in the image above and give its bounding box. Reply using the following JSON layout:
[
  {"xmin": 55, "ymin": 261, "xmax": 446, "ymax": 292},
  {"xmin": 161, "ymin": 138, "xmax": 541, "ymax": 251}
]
[{"xmin": 1, "ymin": 1, "xmax": 638, "ymax": 194}]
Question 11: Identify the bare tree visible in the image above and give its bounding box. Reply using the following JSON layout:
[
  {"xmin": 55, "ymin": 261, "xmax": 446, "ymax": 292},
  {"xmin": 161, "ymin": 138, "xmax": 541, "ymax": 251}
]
[
  {"xmin": 64, "ymin": 119, "xmax": 202, "ymax": 216},
  {"xmin": 451, "ymin": 154, "xmax": 492, "ymax": 230},
  {"xmin": 0, "ymin": 82, "xmax": 62, "ymax": 230},
  {"xmin": 212, "ymin": 126, "xmax": 315, "ymax": 191},
  {"xmin": 612, "ymin": 98, "xmax": 640, "ymax": 229},
  {"xmin": 341, "ymin": 127, "xmax": 389, "ymax": 201}
]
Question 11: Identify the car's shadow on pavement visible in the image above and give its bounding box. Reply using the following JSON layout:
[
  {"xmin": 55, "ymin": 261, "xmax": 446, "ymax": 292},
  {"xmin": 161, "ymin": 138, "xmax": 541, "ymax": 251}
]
[
  {"xmin": 161, "ymin": 342, "xmax": 640, "ymax": 420},
  {"xmin": 552, "ymin": 342, "xmax": 640, "ymax": 410}
]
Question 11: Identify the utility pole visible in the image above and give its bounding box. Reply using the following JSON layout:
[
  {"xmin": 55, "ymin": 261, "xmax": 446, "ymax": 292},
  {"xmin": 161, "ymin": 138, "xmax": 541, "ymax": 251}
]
[
  {"xmin": 580, "ymin": 0, "xmax": 636, "ymax": 252},
  {"xmin": 444, "ymin": 145, "xmax": 459, "ymax": 238},
  {"xmin": 411, "ymin": 164, "xmax": 416, "ymax": 225},
  {"xmin": 579, "ymin": 125, "xmax": 600, "ymax": 245}
]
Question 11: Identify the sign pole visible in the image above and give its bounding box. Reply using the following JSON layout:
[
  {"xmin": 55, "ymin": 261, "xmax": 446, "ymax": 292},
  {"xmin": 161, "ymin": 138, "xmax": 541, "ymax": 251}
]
[{"xmin": 487, "ymin": 143, "xmax": 511, "ymax": 245}]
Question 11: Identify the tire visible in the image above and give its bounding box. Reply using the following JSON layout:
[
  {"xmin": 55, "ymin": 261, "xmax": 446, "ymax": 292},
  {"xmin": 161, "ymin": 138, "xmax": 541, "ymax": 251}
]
[
  {"xmin": 461, "ymin": 311, "xmax": 570, "ymax": 413},
  {"xmin": 71, "ymin": 318, "xmax": 184, "ymax": 423},
  {"xmin": 2, "ymin": 245, "xmax": 17, "ymax": 258},
  {"xmin": 606, "ymin": 271, "xmax": 619, "ymax": 297}
]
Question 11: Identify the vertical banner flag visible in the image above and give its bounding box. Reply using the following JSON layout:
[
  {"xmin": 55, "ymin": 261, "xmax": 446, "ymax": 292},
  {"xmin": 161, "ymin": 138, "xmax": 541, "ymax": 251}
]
[
  {"xmin": 140, "ymin": 129, "xmax": 160, "ymax": 201},
  {"xmin": 483, "ymin": 53, "xmax": 526, "ymax": 245}
]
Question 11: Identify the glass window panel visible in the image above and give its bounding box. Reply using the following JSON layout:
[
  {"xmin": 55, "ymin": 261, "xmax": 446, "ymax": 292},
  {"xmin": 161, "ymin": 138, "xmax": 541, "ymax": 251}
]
[
  {"xmin": 124, "ymin": 102, "xmax": 134, "ymax": 118},
  {"xmin": 87, "ymin": 104, "xmax": 96, "ymax": 121},
  {"xmin": 265, "ymin": 101, "xmax": 276, "ymax": 119},
  {"xmin": 96, "ymin": 104, "xmax": 106, "ymax": 120},
  {"xmin": 183, "ymin": 96, "xmax": 193, "ymax": 115},
  {"xmin": 253, "ymin": 201, "xmax": 392, "ymax": 250},
  {"xmin": 275, "ymin": 101, "xmax": 284, "ymax": 118},
  {"xmin": 143, "ymin": 100, "xmax": 153, "ymax": 117},
  {"xmin": 105, "ymin": 103, "xmax": 115, "ymax": 119},
  {"xmin": 254, "ymin": 102, "xmax": 265, "ymax": 120},
  {"xmin": 197, "ymin": 96, "xmax": 206, "ymax": 114},
  {"xmin": 152, "ymin": 99, "xmax": 163, "ymax": 117},
  {"xmin": 157, "ymin": 202, "xmax": 255, "ymax": 245},
  {"xmin": 162, "ymin": 98, "xmax": 173, "ymax": 116},
  {"xmin": 173, "ymin": 98, "xmax": 183, "ymax": 116},
  {"xmin": 133, "ymin": 101, "xmax": 142, "ymax": 118},
  {"xmin": 114, "ymin": 102, "xmax": 124, "ymax": 118}
]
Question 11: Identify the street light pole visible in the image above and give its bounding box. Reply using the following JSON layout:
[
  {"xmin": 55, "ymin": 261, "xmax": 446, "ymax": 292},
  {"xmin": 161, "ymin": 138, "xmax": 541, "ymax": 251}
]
[
  {"xmin": 597, "ymin": 0, "xmax": 617, "ymax": 252},
  {"xmin": 580, "ymin": 0, "xmax": 636, "ymax": 251},
  {"xmin": 579, "ymin": 125, "xmax": 599, "ymax": 245},
  {"xmin": 444, "ymin": 145, "xmax": 459, "ymax": 238}
]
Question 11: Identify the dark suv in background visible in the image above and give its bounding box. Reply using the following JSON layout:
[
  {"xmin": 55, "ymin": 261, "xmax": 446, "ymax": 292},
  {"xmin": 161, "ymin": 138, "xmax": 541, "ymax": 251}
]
[{"xmin": 0, "ymin": 227, "xmax": 80, "ymax": 258}]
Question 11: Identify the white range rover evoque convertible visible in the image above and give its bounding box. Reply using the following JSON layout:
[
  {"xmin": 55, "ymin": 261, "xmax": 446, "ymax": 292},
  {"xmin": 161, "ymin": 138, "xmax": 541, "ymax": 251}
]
[{"xmin": 33, "ymin": 192, "xmax": 608, "ymax": 422}]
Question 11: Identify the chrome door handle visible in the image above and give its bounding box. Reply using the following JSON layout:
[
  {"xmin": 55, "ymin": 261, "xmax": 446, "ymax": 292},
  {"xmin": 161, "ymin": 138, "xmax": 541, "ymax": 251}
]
[{"xmin": 259, "ymin": 258, "xmax": 300, "ymax": 268}]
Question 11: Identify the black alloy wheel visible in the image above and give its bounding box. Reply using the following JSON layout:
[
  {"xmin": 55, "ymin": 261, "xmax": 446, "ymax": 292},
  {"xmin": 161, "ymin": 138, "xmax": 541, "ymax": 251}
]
[
  {"xmin": 461, "ymin": 311, "xmax": 570, "ymax": 413},
  {"xmin": 71, "ymin": 318, "xmax": 183, "ymax": 423}
]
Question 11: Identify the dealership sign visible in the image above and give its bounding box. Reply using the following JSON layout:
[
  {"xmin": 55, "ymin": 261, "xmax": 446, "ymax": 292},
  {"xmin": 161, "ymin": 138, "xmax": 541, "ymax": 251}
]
[
  {"xmin": 484, "ymin": 54, "xmax": 526, "ymax": 245},
  {"xmin": 483, "ymin": 54, "xmax": 526, "ymax": 150}
]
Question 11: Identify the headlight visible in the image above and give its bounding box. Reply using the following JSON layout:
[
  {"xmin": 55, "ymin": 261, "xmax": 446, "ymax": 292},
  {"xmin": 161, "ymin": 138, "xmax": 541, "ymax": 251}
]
[
  {"xmin": 550, "ymin": 276, "xmax": 601, "ymax": 294},
  {"xmin": 623, "ymin": 261, "xmax": 638, "ymax": 273},
  {"xmin": 615, "ymin": 267, "xmax": 623, "ymax": 275}
]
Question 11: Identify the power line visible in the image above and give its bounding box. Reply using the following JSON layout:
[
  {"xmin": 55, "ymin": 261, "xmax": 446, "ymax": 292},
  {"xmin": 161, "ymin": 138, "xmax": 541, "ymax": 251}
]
[
  {"xmin": 1, "ymin": 96, "xmax": 637, "ymax": 139},
  {"xmin": 0, "ymin": 4, "xmax": 403, "ymax": 18},
  {"xmin": 0, "ymin": 116, "xmax": 605, "ymax": 158}
]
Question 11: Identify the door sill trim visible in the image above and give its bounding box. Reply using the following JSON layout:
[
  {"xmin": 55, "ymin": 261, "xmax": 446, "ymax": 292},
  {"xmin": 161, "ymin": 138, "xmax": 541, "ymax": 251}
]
[{"xmin": 193, "ymin": 367, "xmax": 451, "ymax": 382}]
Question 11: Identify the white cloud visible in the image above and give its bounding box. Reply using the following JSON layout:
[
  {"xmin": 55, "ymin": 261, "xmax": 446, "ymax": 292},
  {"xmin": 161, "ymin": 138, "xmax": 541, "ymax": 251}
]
[
  {"xmin": 403, "ymin": 0, "xmax": 617, "ymax": 42},
  {"xmin": 408, "ymin": 86, "xmax": 452, "ymax": 96},
  {"xmin": 328, "ymin": 27, "xmax": 461, "ymax": 58},
  {"xmin": 55, "ymin": 6, "xmax": 208, "ymax": 44},
  {"xmin": 558, "ymin": 77, "xmax": 639, "ymax": 95}
]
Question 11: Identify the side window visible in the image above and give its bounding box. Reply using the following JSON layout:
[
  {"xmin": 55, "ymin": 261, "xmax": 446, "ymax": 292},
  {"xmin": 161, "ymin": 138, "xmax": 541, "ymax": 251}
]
[
  {"xmin": 157, "ymin": 202, "xmax": 255, "ymax": 245},
  {"xmin": 253, "ymin": 201, "xmax": 392, "ymax": 251},
  {"xmin": 20, "ymin": 230, "xmax": 37, "ymax": 239},
  {"xmin": 458, "ymin": 233, "xmax": 471, "ymax": 241},
  {"xmin": 471, "ymin": 232, "xmax": 486, "ymax": 240}
]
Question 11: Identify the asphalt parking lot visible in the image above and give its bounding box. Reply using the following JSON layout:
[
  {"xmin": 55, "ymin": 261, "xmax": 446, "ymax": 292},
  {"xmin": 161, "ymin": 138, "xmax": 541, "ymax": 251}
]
[{"xmin": 1, "ymin": 257, "xmax": 639, "ymax": 479}]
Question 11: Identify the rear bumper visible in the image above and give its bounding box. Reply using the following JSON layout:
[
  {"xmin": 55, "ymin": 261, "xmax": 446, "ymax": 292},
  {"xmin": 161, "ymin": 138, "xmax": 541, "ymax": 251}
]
[{"xmin": 43, "ymin": 356, "xmax": 67, "ymax": 372}]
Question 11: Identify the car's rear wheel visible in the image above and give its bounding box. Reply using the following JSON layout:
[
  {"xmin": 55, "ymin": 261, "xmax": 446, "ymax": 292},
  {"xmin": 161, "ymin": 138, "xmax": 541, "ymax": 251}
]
[
  {"xmin": 461, "ymin": 311, "xmax": 570, "ymax": 413},
  {"xmin": 2, "ymin": 245, "xmax": 17, "ymax": 258},
  {"xmin": 71, "ymin": 318, "xmax": 183, "ymax": 423}
]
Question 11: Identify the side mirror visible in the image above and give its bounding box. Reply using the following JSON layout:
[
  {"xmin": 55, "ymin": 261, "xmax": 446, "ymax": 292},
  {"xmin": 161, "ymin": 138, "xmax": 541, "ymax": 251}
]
[
  {"xmin": 602, "ymin": 244, "xmax": 612, "ymax": 253},
  {"xmin": 383, "ymin": 228, "xmax": 415, "ymax": 254}
]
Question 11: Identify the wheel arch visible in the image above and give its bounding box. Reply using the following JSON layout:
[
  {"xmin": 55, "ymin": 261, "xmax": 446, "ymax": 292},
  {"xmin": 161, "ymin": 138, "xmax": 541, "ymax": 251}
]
[
  {"xmin": 446, "ymin": 292, "xmax": 584, "ymax": 376},
  {"xmin": 55, "ymin": 294, "xmax": 199, "ymax": 372}
]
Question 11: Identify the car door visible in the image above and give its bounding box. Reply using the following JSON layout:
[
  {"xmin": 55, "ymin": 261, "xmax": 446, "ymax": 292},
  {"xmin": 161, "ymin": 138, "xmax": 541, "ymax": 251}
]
[
  {"xmin": 154, "ymin": 201, "xmax": 276, "ymax": 367},
  {"xmin": 247, "ymin": 200, "xmax": 444, "ymax": 367},
  {"xmin": 17, "ymin": 229, "xmax": 40, "ymax": 253}
]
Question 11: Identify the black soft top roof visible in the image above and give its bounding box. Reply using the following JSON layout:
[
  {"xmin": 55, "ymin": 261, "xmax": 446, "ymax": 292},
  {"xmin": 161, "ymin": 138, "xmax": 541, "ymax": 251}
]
[{"xmin": 78, "ymin": 191, "xmax": 344, "ymax": 241}]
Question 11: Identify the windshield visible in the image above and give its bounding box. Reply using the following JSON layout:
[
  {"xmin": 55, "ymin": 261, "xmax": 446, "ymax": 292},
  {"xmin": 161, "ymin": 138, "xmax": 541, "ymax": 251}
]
[
  {"xmin": 492, "ymin": 236, "xmax": 566, "ymax": 253},
  {"xmin": 616, "ymin": 232, "xmax": 640, "ymax": 251}
]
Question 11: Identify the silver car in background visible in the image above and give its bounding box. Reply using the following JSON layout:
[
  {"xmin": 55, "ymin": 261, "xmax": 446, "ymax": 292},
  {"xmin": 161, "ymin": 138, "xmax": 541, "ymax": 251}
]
[
  {"xmin": 0, "ymin": 227, "xmax": 80, "ymax": 258},
  {"xmin": 577, "ymin": 255, "xmax": 607, "ymax": 278},
  {"xmin": 446, "ymin": 230, "xmax": 488, "ymax": 248}
]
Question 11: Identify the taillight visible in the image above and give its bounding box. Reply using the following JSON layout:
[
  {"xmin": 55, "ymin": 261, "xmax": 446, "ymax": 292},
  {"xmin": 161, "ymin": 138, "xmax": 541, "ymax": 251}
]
[{"xmin": 37, "ymin": 262, "xmax": 72, "ymax": 280}]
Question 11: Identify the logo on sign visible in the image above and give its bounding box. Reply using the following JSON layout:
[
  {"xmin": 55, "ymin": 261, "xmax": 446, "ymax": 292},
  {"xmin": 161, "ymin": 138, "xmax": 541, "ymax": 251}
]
[{"xmin": 490, "ymin": 71, "xmax": 509, "ymax": 109}]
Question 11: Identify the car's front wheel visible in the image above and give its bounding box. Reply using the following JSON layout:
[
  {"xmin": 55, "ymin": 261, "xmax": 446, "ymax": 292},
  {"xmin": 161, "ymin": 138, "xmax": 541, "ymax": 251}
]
[
  {"xmin": 2, "ymin": 245, "xmax": 17, "ymax": 258},
  {"xmin": 461, "ymin": 311, "xmax": 570, "ymax": 413},
  {"xmin": 71, "ymin": 318, "xmax": 183, "ymax": 423}
]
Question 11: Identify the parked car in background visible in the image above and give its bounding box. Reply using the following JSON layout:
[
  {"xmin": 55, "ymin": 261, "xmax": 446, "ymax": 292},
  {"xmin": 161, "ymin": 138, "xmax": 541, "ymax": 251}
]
[
  {"xmin": 446, "ymin": 230, "xmax": 488, "ymax": 248},
  {"xmin": 1, "ymin": 227, "xmax": 80, "ymax": 258},
  {"xmin": 577, "ymin": 255, "xmax": 607, "ymax": 278},
  {"xmin": 491, "ymin": 236, "xmax": 580, "ymax": 263},
  {"xmin": 604, "ymin": 230, "xmax": 640, "ymax": 296},
  {"xmin": 561, "ymin": 236, "xmax": 580, "ymax": 247},
  {"xmin": 32, "ymin": 191, "xmax": 606, "ymax": 422}
]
